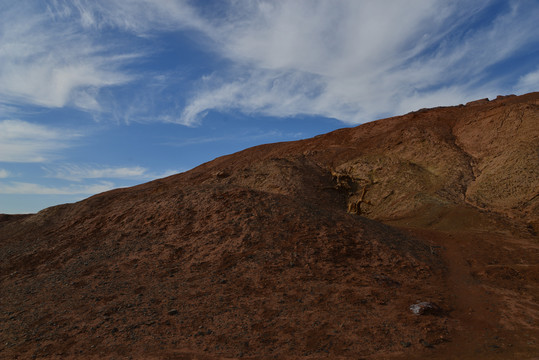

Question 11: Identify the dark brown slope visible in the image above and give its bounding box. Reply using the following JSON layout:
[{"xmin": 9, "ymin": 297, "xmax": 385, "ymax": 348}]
[{"xmin": 1, "ymin": 93, "xmax": 538, "ymax": 359}]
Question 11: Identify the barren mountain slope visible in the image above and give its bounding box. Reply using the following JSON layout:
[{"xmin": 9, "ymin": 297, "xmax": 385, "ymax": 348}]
[
  {"xmin": 185, "ymin": 92, "xmax": 538, "ymax": 229},
  {"xmin": 1, "ymin": 92, "xmax": 538, "ymax": 359}
]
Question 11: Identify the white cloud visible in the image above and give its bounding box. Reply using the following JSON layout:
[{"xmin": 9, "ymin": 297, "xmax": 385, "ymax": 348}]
[
  {"xmin": 0, "ymin": 103, "xmax": 19, "ymax": 117},
  {"xmin": 166, "ymin": 129, "xmax": 304, "ymax": 147},
  {"xmin": 57, "ymin": 0, "xmax": 209, "ymax": 33},
  {"xmin": 0, "ymin": 1, "xmax": 212, "ymax": 122},
  {"xmin": 0, "ymin": 169, "xmax": 10, "ymax": 178},
  {"xmin": 515, "ymin": 67, "xmax": 539, "ymax": 94},
  {"xmin": 2, "ymin": 1, "xmax": 538, "ymax": 126},
  {"xmin": 47, "ymin": 165, "xmax": 147, "ymax": 181},
  {"xmin": 43, "ymin": 164, "xmax": 181, "ymax": 181},
  {"xmin": 0, "ymin": 119, "xmax": 80, "ymax": 162},
  {"xmin": 177, "ymin": 0, "xmax": 539, "ymax": 124},
  {"xmin": 0, "ymin": 2, "xmax": 136, "ymax": 111},
  {"xmin": 0, "ymin": 181, "xmax": 114, "ymax": 195},
  {"xmin": 151, "ymin": 169, "xmax": 182, "ymax": 179}
]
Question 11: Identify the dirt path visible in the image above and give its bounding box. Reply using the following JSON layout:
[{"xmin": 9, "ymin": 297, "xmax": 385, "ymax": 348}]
[
  {"xmin": 401, "ymin": 228, "xmax": 539, "ymax": 359},
  {"xmin": 439, "ymin": 232, "xmax": 505, "ymax": 359}
]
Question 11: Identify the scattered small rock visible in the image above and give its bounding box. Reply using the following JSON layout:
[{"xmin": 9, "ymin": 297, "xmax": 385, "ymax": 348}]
[
  {"xmin": 195, "ymin": 329, "xmax": 213, "ymax": 337},
  {"xmin": 373, "ymin": 274, "xmax": 401, "ymax": 287},
  {"xmin": 167, "ymin": 309, "xmax": 179, "ymax": 316},
  {"xmin": 420, "ymin": 339, "xmax": 433, "ymax": 348},
  {"xmin": 409, "ymin": 301, "xmax": 441, "ymax": 316},
  {"xmin": 401, "ymin": 341, "xmax": 411, "ymax": 348}
]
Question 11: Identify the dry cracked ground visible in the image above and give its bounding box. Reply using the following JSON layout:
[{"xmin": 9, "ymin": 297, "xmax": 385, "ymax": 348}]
[{"xmin": 1, "ymin": 92, "xmax": 538, "ymax": 359}]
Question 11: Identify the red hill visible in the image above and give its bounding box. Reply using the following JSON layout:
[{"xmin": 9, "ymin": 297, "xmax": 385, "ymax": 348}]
[{"xmin": 1, "ymin": 93, "xmax": 538, "ymax": 359}]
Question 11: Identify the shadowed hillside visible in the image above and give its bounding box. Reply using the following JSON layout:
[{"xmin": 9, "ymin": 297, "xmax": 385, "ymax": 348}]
[{"xmin": 1, "ymin": 93, "xmax": 538, "ymax": 359}]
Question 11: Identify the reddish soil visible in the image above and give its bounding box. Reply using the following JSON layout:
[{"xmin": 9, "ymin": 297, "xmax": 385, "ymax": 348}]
[{"xmin": 1, "ymin": 92, "xmax": 538, "ymax": 359}]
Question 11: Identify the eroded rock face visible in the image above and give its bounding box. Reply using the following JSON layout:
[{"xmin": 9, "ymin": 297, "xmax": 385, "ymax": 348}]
[
  {"xmin": 453, "ymin": 100, "xmax": 539, "ymax": 222},
  {"xmin": 1, "ymin": 92, "xmax": 538, "ymax": 359},
  {"xmin": 187, "ymin": 92, "xmax": 538, "ymax": 230}
]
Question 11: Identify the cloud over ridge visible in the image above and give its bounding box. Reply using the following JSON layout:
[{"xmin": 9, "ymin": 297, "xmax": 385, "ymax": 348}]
[
  {"xmin": 43, "ymin": 164, "xmax": 180, "ymax": 182},
  {"xmin": 177, "ymin": 0, "xmax": 539, "ymax": 124},
  {"xmin": 0, "ymin": 181, "xmax": 114, "ymax": 195},
  {"xmin": 1, "ymin": 0, "xmax": 538, "ymax": 125}
]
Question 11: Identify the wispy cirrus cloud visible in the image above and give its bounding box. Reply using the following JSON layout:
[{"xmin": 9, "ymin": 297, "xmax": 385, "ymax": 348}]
[
  {"xmin": 0, "ymin": 119, "xmax": 80, "ymax": 162},
  {"xmin": 2, "ymin": 1, "xmax": 537, "ymax": 127},
  {"xmin": 0, "ymin": 164, "xmax": 180, "ymax": 197},
  {"xmin": 164, "ymin": 129, "xmax": 306, "ymax": 147},
  {"xmin": 0, "ymin": 1, "xmax": 137, "ymax": 112},
  {"xmin": 0, "ymin": 1, "xmax": 211, "ymax": 123},
  {"xmin": 43, "ymin": 164, "xmax": 180, "ymax": 182},
  {"xmin": 515, "ymin": 67, "xmax": 539, "ymax": 94},
  {"xmin": 0, "ymin": 181, "xmax": 114, "ymax": 195},
  {"xmin": 0, "ymin": 169, "xmax": 10, "ymax": 178},
  {"xmin": 48, "ymin": 0, "xmax": 208, "ymax": 33},
  {"xmin": 177, "ymin": 0, "xmax": 539, "ymax": 125}
]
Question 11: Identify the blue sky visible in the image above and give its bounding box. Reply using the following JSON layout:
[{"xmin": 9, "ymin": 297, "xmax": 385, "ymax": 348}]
[{"xmin": 1, "ymin": 0, "xmax": 538, "ymax": 214}]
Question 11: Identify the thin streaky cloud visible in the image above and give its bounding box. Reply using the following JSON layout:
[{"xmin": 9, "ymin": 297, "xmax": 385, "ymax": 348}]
[
  {"xmin": 164, "ymin": 129, "xmax": 306, "ymax": 147},
  {"xmin": 46, "ymin": 165, "xmax": 147, "ymax": 182},
  {"xmin": 3, "ymin": 1, "xmax": 537, "ymax": 126},
  {"xmin": 0, "ymin": 1, "xmax": 138, "ymax": 112},
  {"xmin": 0, "ymin": 169, "xmax": 10, "ymax": 179},
  {"xmin": 515, "ymin": 67, "xmax": 539, "ymax": 94},
  {"xmin": 43, "ymin": 164, "xmax": 182, "ymax": 182},
  {"xmin": 51, "ymin": 0, "xmax": 210, "ymax": 33},
  {"xmin": 0, "ymin": 181, "xmax": 114, "ymax": 195},
  {"xmin": 0, "ymin": 119, "xmax": 81, "ymax": 163},
  {"xmin": 177, "ymin": 0, "xmax": 539, "ymax": 124}
]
